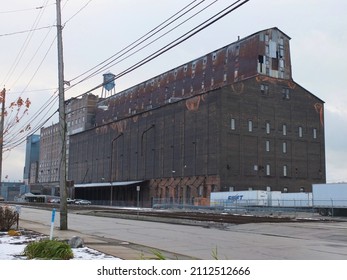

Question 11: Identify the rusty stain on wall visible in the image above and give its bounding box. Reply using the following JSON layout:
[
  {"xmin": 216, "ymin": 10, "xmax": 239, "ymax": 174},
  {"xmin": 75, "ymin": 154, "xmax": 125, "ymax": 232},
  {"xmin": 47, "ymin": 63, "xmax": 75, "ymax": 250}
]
[
  {"xmin": 185, "ymin": 96, "xmax": 201, "ymax": 111},
  {"xmin": 314, "ymin": 103, "xmax": 324, "ymax": 127},
  {"xmin": 231, "ymin": 82, "xmax": 244, "ymax": 94}
]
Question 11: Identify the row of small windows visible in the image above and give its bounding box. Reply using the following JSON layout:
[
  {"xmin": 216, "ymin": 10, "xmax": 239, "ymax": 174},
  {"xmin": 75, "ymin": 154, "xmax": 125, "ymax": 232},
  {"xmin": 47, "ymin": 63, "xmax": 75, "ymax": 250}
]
[
  {"xmin": 265, "ymin": 140, "xmax": 287, "ymax": 153},
  {"xmin": 260, "ymin": 84, "xmax": 291, "ymax": 99},
  {"xmin": 231, "ymin": 118, "xmax": 318, "ymax": 139}
]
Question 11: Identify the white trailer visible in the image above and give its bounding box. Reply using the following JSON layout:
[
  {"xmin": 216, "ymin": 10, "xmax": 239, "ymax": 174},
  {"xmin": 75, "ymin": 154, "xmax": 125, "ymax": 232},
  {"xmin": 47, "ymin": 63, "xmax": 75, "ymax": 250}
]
[
  {"xmin": 277, "ymin": 192, "xmax": 312, "ymax": 207},
  {"xmin": 210, "ymin": 190, "xmax": 268, "ymax": 207},
  {"xmin": 312, "ymin": 183, "xmax": 347, "ymax": 216}
]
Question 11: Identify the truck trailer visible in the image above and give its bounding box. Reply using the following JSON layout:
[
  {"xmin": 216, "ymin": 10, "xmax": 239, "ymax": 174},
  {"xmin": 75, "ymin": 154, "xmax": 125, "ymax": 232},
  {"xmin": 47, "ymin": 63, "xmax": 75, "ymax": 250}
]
[
  {"xmin": 210, "ymin": 190, "xmax": 268, "ymax": 207},
  {"xmin": 312, "ymin": 183, "xmax": 347, "ymax": 216}
]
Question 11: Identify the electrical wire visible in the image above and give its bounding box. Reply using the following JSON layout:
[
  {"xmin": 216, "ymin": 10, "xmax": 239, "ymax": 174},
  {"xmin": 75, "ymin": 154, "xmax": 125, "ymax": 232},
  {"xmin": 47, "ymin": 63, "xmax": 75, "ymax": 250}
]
[
  {"xmin": 68, "ymin": 0, "xmax": 215, "ymax": 89},
  {"xmin": 0, "ymin": 5, "xmax": 51, "ymax": 14},
  {"xmin": 3, "ymin": 0, "xmax": 250, "ymax": 152},
  {"xmin": 2, "ymin": 1, "xmax": 93, "ymax": 151},
  {"xmin": 71, "ymin": 0, "xmax": 218, "ymax": 85},
  {"xmin": 64, "ymin": 0, "xmax": 93, "ymax": 25},
  {"xmin": 70, "ymin": 0, "xmax": 250, "ymax": 99},
  {"xmin": 68, "ymin": 0, "xmax": 204, "ymax": 84},
  {"xmin": 3, "ymin": 0, "xmax": 206, "ymax": 150},
  {"xmin": 0, "ymin": 26, "xmax": 54, "ymax": 37},
  {"xmin": 1, "ymin": 0, "xmax": 50, "ymax": 87}
]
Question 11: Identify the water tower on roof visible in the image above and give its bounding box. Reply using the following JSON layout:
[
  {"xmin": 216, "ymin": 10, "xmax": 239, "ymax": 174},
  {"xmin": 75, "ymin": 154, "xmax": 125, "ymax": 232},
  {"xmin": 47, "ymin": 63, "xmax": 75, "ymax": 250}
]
[{"xmin": 101, "ymin": 72, "xmax": 116, "ymax": 98}]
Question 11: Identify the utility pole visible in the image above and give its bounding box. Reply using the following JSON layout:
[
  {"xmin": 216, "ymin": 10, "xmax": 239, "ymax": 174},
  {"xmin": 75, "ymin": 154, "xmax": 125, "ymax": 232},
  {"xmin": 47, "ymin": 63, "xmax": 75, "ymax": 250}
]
[
  {"xmin": 56, "ymin": 0, "xmax": 68, "ymax": 230},
  {"xmin": 0, "ymin": 88, "xmax": 6, "ymax": 190}
]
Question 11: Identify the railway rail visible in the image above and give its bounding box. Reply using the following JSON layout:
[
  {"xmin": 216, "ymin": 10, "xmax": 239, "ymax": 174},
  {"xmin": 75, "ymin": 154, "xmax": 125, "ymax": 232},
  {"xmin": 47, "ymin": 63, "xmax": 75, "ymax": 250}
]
[{"xmin": 3, "ymin": 202, "xmax": 327, "ymax": 225}]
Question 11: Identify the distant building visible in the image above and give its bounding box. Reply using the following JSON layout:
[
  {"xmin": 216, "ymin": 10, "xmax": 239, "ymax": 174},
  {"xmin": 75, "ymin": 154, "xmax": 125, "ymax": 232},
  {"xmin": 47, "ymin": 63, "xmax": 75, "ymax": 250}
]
[
  {"xmin": 23, "ymin": 134, "xmax": 40, "ymax": 185},
  {"xmin": 68, "ymin": 27, "xmax": 325, "ymax": 206},
  {"xmin": 66, "ymin": 93, "xmax": 99, "ymax": 135},
  {"xmin": 32, "ymin": 93, "xmax": 99, "ymax": 195},
  {"xmin": 0, "ymin": 182, "xmax": 27, "ymax": 201}
]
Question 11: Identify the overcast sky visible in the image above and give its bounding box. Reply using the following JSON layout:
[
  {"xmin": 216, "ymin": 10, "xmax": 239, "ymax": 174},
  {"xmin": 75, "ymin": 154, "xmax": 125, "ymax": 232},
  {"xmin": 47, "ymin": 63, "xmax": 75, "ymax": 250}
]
[{"xmin": 0, "ymin": 0, "xmax": 346, "ymax": 183}]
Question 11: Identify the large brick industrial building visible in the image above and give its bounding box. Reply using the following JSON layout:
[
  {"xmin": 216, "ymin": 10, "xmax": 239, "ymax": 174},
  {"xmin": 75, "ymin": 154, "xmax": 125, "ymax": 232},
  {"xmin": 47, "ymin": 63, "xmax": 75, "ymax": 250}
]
[{"xmin": 68, "ymin": 27, "xmax": 326, "ymax": 206}]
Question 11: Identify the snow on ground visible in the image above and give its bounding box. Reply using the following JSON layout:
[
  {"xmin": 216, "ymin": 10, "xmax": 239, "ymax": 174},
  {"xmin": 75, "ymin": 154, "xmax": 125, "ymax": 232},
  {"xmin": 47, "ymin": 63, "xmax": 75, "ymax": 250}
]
[{"xmin": 0, "ymin": 231, "xmax": 120, "ymax": 260}]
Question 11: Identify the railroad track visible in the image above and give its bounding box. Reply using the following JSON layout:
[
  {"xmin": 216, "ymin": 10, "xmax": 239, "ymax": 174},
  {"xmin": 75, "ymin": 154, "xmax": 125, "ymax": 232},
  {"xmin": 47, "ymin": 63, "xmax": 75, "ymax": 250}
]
[{"xmin": 6, "ymin": 202, "xmax": 323, "ymax": 225}]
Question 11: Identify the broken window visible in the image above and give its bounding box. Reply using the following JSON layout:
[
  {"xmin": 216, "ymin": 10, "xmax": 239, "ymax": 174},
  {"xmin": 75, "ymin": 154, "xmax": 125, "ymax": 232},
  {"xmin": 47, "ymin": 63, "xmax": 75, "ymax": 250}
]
[
  {"xmin": 269, "ymin": 41, "xmax": 277, "ymax": 58},
  {"xmin": 272, "ymin": 58, "xmax": 279, "ymax": 70},
  {"xmin": 279, "ymin": 46, "xmax": 284, "ymax": 58},
  {"xmin": 258, "ymin": 55, "xmax": 265, "ymax": 73}
]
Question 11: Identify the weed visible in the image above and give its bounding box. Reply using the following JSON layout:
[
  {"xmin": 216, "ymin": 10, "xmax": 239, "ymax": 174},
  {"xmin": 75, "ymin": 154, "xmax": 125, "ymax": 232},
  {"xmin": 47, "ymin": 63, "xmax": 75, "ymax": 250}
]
[{"xmin": 23, "ymin": 239, "xmax": 74, "ymax": 260}]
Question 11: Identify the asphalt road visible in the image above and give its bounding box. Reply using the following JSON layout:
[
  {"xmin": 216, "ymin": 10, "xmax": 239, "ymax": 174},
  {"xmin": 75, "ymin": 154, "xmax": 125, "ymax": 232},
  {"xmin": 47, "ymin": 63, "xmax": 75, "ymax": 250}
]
[{"xmin": 18, "ymin": 207, "xmax": 347, "ymax": 260}]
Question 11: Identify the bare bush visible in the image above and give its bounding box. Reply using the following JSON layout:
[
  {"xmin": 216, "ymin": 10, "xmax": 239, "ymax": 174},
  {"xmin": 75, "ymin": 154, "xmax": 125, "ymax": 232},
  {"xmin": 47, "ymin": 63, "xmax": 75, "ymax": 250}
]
[{"xmin": 0, "ymin": 206, "xmax": 18, "ymax": 231}]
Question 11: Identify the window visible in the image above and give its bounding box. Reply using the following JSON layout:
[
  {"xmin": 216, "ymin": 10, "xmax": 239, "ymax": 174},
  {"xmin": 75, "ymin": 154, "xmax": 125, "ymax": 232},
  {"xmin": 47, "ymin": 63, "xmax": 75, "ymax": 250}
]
[
  {"xmin": 266, "ymin": 122, "xmax": 270, "ymax": 134},
  {"xmin": 283, "ymin": 165, "xmax": 288, "ymax": 177},
  {"xmin": 212, "ymin": 53, "xmax": 217, "ymax": 61},
  {"xmin": 298, "ymin": 126, "xmax": 303, "ymax": 138},
  {"xmin": 231, "ymin": 118, "xmax": 236, "ymax": 130},
  {"xmin": 248, "ymin": 120, "xmax": 253, "ymax": 132},
  {"xmin": 260, "ymin": 84, "xmax": 269, "ymax": 95},
  {"xmin": 313, "ymin": 128, "xmax": 317, "ymax": 139},
  {"xmin": 265, "ymin": 140, "xmax": 270, "ymax": 152},
  {"xmin": 282, "ymin": 88, "xmax": 290, "ymax": 100},
  {"xmin": 282, "ymin": 142, "xmax": 287, "ymax": 153},
  {"xmin": 282, "ymin": 124, "xmax": 287, "ymax": 136},
  {"xmin": 266, "ymin": 164, "xmax": 271, "ymax": 176}
]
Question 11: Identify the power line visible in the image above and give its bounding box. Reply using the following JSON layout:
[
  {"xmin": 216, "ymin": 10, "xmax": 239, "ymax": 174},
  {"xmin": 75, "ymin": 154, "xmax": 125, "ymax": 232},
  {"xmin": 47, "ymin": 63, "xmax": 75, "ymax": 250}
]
[
  {"xmin": 0, "ymin": 26, "xmax": 54, "ymax": 37},
  {"xmin": 4, "ymin": 0, "xmax": 208, "ymax": 147},
  {"xmin": 2, "ymin": 1, "xmax": 96, "ymax": 151},
  {"xmin": 68, "ymin": 0, "xmax": 205, "ymax": 85},
  {"xmin": 0, "ymin": 5, "xmax": 51, "ymax": 14},
  {"xmin": 3, "ymin": 0, "xmax": 250, "ymax": 152},
  {"xmin": 64, "ymin": 0, "xmax": 93, "ymax": 25},
  {"xmin": 70, "ymin": 0, "xmax": 250, "ymax": 99},
  {"xmin": 72, "ymin": 0, "xmax": 218, "ymax": 87},
  {"xmin": 1, "ymin": 0, "xmax": 51, "ymax": 86}
]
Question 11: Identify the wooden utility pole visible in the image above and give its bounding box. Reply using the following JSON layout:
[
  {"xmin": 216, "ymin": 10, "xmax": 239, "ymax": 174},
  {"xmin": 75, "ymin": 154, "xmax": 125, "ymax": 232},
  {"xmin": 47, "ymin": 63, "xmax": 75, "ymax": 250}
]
[
  {"xmin": 0, "ymin": 88, "xmax": 6, "ymax": 190},
  {"xmin": 56, "ymin": 0, "xmax": 68, "ymax": 230}
]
